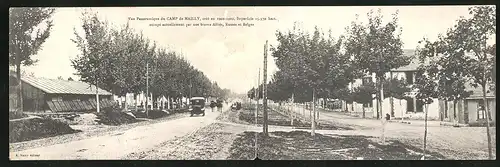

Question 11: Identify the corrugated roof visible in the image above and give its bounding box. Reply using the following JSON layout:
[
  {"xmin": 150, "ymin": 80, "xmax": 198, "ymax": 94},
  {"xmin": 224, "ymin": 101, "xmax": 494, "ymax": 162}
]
[{"xmin": 19, "ymin": 76, "xmax": 112, "ymax": 95}]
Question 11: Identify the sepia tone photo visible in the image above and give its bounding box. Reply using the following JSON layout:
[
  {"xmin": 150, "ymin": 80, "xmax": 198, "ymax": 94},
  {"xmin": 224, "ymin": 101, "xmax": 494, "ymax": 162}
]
[{"xmin": 8, "ymin": 6, "xmax": 496, "ymax": 160}]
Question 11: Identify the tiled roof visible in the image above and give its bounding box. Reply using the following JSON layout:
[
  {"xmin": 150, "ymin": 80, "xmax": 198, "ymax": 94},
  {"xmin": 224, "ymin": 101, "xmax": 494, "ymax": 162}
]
[
  {"xmin": 391, "ymin": 49, "xmax": 420, "ymax": 72},
  {"xmin": 19, "ymin": 76, "xmax": 112, "ymax": 95}
]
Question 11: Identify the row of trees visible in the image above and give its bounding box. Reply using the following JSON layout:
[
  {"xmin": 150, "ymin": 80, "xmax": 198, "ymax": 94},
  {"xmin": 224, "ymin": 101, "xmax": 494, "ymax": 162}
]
[
  {"xmin": 414, "ymin": 6, "xmax": 496, "ymax": 159},
  {"xmin": 248, "ymin": 6, "xmax": 495, "ymax": 158},
  {"xmin": 71, "ymin": 11, "xmax": 228, "ymax": 110},
  {"xmin": 249, "ymin": 9, "xmax": 412, "ymax": 136},
  {"xmin": 251, "ymin": 9, "xmax": 413, "ymax": 118}
]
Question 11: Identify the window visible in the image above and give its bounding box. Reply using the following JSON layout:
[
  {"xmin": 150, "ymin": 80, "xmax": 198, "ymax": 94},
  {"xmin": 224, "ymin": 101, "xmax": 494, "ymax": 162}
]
[
  {"xmin": 405, "ymin": 72, "xmax": 414, "ymax": 84},
  {"xmin": 477, "ymin": 100, "xmax": 491, "ymax": 120},
  {"xmin": 416, "ymin": 99, "xmax": 424, "ymax": 112},
  {"xmin": 406, "ymin": 98, "xmax": 414, "ymax": 112},
  {"xmin": 478, "ymin": 106, "xmax": 485, "ymax": 119}
]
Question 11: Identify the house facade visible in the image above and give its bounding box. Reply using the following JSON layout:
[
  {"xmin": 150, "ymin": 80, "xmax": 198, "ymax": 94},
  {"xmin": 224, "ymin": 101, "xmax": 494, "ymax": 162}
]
[
  {"xmin": 343, "ymin": 49, "xmax": 441, "ymax": 120},
  {"xmin": 439, "ymin": 84, "xmax": 496, "ymax": 125}
]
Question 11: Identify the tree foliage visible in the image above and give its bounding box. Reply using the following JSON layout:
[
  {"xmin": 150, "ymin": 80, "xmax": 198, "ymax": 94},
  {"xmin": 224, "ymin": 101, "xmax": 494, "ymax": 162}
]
[
  {"xmin": 269, "ymin": 22, "xmax": 356, "ymax": 102},
  {"xmin": 344, "ymin": 9, "xmax": 411, "ymax": 120},
  {"xmin": 451, "ymin": 6, "xmax": 495, "ymax": 160},
  {"xmin": 9, "ymin": 7, "xmax": 55, "ymax": 112},
  {"xmin": 72, "ymin": 11, "xmax": 228, "ymax": 105},
  {"xmin": 9, "ymin": 7, "xmax": 55, "ymax": 67},
  {"xmin": 381, "ymin": 78, "xmax": 411, "ymax": 99},
  {"xmin": 352, "ymin": 83, "xmax": 377, "ymax": 106}
]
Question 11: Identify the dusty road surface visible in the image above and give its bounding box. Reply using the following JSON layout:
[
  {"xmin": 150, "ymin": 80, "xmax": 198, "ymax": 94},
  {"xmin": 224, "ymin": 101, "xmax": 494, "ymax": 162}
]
[
  {"xmin": 124, "ymin": 103, "xmax": 257, "ymax": 160},
  {"xmin": 10, "ymin": 107, "xmax": 227, "ymax": 160},
  {"xmin": 280, "ymin": 103, "xmax": 496, "ymax": 160}
]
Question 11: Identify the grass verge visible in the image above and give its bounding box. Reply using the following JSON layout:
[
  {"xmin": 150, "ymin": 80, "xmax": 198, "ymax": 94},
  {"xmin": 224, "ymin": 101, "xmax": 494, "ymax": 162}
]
[
  {"xmin": 9, "ymin": 117, "xmax": 81, "ymax": 143},
  {"xmin": 228, "ymin": 130, "xmax": 446, "ymax": 160},
  {"xmin": 239, "ymin": 104, "xmax": 353, "ymax": 130}
]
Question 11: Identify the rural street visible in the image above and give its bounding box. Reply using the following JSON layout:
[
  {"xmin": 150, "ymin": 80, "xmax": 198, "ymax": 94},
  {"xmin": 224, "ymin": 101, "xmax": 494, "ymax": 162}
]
[
  {"xmin": 10, "ymin": 106, "xmax": 228, "ymax": 160},
  {"xmin": 275, "ymin": 103, "xmax": 496, "ymax": 159}
]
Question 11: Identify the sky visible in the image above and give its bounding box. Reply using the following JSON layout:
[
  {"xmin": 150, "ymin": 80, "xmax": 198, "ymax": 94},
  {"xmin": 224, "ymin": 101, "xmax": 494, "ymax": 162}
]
[{"xmin": 18, "ymin": 6, "xmax": 492, "ymax": 94}]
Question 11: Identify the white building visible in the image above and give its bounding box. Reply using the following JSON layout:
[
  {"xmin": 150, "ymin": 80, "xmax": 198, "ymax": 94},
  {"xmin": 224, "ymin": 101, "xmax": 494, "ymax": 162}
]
[{"xmin": 344, "ymin": 49, "xmax": 441, "ymax": 120}]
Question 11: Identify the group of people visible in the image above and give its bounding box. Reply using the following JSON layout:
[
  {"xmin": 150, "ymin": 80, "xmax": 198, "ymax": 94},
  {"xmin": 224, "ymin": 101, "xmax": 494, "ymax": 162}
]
[{"xmin": 210, "ymin": 100, "xmax": 223, "ymax": 112}]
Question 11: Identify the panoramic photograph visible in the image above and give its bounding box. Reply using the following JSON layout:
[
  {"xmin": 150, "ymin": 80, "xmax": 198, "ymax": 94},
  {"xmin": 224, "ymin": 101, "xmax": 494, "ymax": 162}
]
[{"xmin": 8, "ymin": 6, "xmax": 496, "ymax": 160}]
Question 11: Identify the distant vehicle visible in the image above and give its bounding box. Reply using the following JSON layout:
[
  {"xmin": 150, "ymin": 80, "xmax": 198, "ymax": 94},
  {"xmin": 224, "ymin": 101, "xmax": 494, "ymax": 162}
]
[
  {"xmin": 231, "ymin": 102, "xmax": 242, "ymax": 111},
  {"xmin": 189, "ymin": 97, "xmax": 206, "ymax": 117}
]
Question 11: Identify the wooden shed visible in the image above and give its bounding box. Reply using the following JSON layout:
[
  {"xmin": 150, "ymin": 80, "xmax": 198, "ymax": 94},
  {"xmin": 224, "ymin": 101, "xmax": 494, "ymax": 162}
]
[{"xmin": 10, "ymin": 72, "xmax": 115, "ymax": 113}]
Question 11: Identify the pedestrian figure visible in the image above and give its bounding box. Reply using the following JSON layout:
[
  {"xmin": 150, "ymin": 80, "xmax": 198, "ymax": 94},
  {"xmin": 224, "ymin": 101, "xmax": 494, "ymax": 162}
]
[
  {"xmin": 216, "ymin": 99, "xmax": 223, "ymax": 112},
  {"xmin": 210, "ymin": 101, "xmax": 216, "ymax": 112},
  {"xmin": 385, "ymin": 113, "xmax": 391, "ymax": 121}
]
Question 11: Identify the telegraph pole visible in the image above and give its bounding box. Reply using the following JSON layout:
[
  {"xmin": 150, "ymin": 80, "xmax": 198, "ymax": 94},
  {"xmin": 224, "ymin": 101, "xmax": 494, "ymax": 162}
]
[
  {"xmin": 146, "ymin": 63, "xmax": 149, "ymax": 118},
  {"xmin": 263, "ymin": 40, "xmax": 269, "ymax": 136},
  {"xmin": 256, "ymin": 69, "xmax": 260, "ymax": 121},
  {"xmin": 254, "ymin": 68, "xmax": 260, "ymax": 159}
]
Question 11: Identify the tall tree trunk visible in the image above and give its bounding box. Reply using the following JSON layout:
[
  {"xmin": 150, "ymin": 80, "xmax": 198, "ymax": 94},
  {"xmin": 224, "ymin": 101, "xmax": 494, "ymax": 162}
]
[
  {"xmin": 124, "ymin": 94, "xmax": 128, "ymax": 112},
  {"xmin": 96, "ymin": 82, "xmax": 100, "ymax": 113},
  {"xmin": 311, "ymin": 88, "xmax": 316, "ymax": 136},
  {"xmin": 302, "ymin": 103, "xmax": 306, "ymax": 121},
  {"xmin": 453, "ymin": 100, "xmax": 458, "ymax": 125},
  {"xmin": 317, "ymin": 98, "xmax": 320, "ymax": 119},
  {"xmin": 16, "ymin": 63, "xmax": 23, "ymax": 113},
  {"xmin": 444, "ymin": 101, "xmax": 448, "ymax": 121},
  {"xmin": 351, "ymin": 101, "xmax": 354, "ymax": 112},
  {"xmin": 135, "ymin": 94, "xmax": 138, "ymax": 112},
  {"xmin": 422, "ymin": 104, "xmax": 429, "ymax": 160},
  {"xmin": 309, "ymin": 103, "xmax": 312, "ymax": 121},
  {"xmin": 485, "ymin": 98, "xmax": 492, "ymax": 121},
  {"xmin": 400, "ymin": 99, "xmax": 404, "ymax": 122},
  {"xmin": 379, "ymin": 76, "xmax": 386, "ymax": 144},
  {"xmin": 376, "ymin": 97, "xmax": 380, "ymax": 119},
  {"xmin": 390, "ymin": 97, "xmax": 394, "ymax": 117},
  {"xmin": 150, "ymin": 93, "xmax": 154, "ymax": 110},
  {"xmin": 390, "ymin": 72, "xmax": 395, "ymax": 117},
  {"xmin": 290, "ymin": 104, "xmax": 294, "ymax": 126},
  {"xmin": 482, "ymin": 83, "xmax": 493, "ymax": 160},
  {"xmin": 379, "ymin": 76, "xmax": 384, "ymax": 119},
  {"xmin": 167, "ymin": 96, "xmax": 171, "ymax": 109},
  {"xmin": 362, "ymin": 106, "xmax": 366, "ymax": 118}
]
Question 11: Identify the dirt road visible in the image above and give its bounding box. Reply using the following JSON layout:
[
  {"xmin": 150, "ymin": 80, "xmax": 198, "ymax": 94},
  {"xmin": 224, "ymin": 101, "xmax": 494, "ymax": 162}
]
[
  {"xmin": 278, "ymin": 103, "xmax": 496, "ymax": 159},
  {"xmin": 10, "ymin": 107, "xmax": 228, "ymax": 160}
]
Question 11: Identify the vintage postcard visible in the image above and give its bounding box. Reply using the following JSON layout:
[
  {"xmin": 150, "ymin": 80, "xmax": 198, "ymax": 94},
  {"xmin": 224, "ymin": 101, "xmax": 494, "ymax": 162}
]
[{"xmin": 8, "ymin": 6, "xmax": 496, "ymax": 160}]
